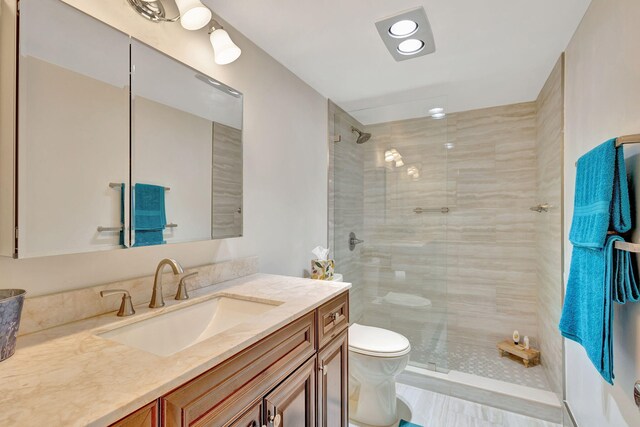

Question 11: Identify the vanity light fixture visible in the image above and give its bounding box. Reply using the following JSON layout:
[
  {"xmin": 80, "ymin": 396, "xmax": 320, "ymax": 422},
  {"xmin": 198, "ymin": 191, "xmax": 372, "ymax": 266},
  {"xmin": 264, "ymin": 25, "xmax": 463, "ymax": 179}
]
[
  {"xmin": 376, "ymin": 7, "xmax": 435, "ymax": 62},
  {"xmin": 210, "ymin": 25, "xmax": 242, "ymax": 65},
  {"xmin": 127, "ymin": 0, "xmax": 210, "ymax": 29},
  {"xmin": 395, "ymin": 159, "xmax": 405, "ymax": 167},
  {"xmin": 127, "ymin": 1, "xmax": 242, "ymax": 65}
]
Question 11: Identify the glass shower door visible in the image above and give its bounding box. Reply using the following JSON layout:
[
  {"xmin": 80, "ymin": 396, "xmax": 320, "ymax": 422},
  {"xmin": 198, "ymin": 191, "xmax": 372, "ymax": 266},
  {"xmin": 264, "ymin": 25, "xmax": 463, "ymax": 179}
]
[{"xmin": 331, "ymin": 105, "xmax": 450, "ymax": 372}]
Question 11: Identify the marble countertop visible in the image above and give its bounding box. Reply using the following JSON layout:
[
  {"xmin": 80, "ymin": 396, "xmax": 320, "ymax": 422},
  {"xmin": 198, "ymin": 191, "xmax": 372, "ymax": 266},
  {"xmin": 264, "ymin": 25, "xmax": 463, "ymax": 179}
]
[{"xmin": 0, "ymin": 274, "xmax": 350, "ymax": 426}]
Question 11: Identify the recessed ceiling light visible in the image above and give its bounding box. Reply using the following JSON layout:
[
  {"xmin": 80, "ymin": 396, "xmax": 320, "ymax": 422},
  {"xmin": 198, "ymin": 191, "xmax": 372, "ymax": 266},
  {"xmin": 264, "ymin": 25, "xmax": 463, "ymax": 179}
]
[
  {"xmin": 389, "ymin": 20, "xmax": 418, "ymax": 38},
  {"xmin": 429, "ymin": 107, "xmax": 444, "ymax": 115},
  {"xmin": 376, "ymin": 7, "xmax": 435, "ymax": 62},
  {"xmin": 432, "ymin": 112, "xmax": 446, "ymax": 120},
  {"xmin": 397, "ymin": 39, "xmax": 425, "ymax": 55}
]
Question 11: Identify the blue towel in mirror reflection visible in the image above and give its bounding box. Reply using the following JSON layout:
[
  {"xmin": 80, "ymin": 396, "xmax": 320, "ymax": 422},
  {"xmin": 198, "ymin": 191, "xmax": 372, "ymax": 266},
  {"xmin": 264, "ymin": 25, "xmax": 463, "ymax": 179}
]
[{"xmin": 133, "ymin": 183, "xmax": 166, "ymax": 247}]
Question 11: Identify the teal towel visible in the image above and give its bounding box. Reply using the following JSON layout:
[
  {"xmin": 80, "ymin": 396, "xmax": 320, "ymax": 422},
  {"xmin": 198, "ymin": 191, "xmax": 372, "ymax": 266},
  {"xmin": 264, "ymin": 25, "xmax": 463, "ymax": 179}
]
[
  {"xmin": 611, "ymin": 237, "xmax": 640, "ymax": 304},
  {"xmin": 133, "ymin": 183, "xmax": 166, "ymax": 247},
  {"xmin": 560, "ymin": 240, "xmax": 613, "ymax": 384},
  {"xmin": 399, "ymin": 420, "xmax": 422, "ymax": 427},
  {"xmin": 569, "ymin": 139, "xmax": 631, "ymax": 247},
  {"xmin": 560, "ymin": 140, "xmax": 636, "ymax": 384}
]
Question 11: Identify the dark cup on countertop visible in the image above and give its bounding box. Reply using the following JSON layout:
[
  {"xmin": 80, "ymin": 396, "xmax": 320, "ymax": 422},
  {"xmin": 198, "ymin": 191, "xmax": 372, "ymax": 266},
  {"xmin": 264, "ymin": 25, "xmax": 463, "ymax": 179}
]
[{"xmin": 0, "ymin": 289, "xmax": 26, "ymax": 362}]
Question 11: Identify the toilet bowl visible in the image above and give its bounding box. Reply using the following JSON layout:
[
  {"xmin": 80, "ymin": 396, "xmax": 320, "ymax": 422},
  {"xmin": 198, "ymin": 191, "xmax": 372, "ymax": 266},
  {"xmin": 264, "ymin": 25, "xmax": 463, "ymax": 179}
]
[{"xmin": 348, "ymin": 323, "xmax": 411, "ymax": 426}]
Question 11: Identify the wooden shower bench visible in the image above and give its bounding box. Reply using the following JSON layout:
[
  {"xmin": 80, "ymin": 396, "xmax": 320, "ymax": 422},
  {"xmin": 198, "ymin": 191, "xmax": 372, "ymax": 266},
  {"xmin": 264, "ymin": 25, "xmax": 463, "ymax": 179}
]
[{"xmin": 497, "ymin": 340, "xmax": 540, "ymax": 368}]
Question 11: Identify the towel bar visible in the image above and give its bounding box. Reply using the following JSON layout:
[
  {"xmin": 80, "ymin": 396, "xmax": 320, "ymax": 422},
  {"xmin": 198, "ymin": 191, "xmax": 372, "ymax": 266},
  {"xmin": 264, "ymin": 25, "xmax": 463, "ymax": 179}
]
[
  {"xmin": 110, "ymin": 182, "xmax": 171, "ymax": 191},
  {"xmin": 574, "ymin": 134, "xmax": 640, "ymax": 166},
  {"xmin": 615, "ymin": 134, "xmax": 640, "ymax": 147},
  {"xmin": 97, "ymin": 225, "xmax": 123, "ymax": 232},
  {"xmin": 614, "ymin": 241, "xmax": 640, "ymax": 253}
]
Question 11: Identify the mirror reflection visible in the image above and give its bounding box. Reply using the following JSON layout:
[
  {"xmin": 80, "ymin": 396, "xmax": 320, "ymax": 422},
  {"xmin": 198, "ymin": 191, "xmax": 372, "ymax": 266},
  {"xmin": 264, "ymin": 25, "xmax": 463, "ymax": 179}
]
[{"xmin": 131, "ymin": 40, "xmax": 243, "ymax": 246}]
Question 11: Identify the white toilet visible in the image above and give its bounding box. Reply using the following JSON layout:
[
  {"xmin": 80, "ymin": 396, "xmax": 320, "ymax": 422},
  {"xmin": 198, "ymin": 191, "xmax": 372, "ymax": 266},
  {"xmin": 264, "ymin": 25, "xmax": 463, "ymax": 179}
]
[{"xmin": 348, "ymin": 323, "xmax": 411, "ymax": 426}]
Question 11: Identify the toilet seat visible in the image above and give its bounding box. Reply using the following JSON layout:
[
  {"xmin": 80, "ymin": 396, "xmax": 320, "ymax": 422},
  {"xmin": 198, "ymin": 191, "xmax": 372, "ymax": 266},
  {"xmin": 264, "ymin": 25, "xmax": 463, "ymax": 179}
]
[{"xmin": 348, "ymin": 323, "xmax": 411, "ymax": 358}]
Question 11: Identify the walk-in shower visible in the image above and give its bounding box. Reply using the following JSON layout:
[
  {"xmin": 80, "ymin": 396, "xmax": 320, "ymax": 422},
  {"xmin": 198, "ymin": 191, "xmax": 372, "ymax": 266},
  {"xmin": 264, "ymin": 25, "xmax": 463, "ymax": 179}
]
[{"xmin": 328, "ymin": 83, "xmax": 564, "ymax": 410}]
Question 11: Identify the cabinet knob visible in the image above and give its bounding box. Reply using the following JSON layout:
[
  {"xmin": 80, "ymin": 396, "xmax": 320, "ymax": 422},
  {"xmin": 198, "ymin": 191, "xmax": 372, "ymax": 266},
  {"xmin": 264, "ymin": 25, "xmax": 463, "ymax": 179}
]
[
  {"xmin": 319, "ymin": 364, "xmax": 329, "ymax": 375},
  {"xmin": 268, "ymin": 413, "xmax": 281, "ymax": 427}
]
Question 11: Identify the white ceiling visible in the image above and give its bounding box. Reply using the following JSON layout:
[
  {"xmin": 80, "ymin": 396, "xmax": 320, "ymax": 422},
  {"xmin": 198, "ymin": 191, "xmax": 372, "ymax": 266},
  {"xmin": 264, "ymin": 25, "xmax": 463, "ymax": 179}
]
[{"xmin": 205, "ymin": 0, "xmax": 592, "ymax": 123}]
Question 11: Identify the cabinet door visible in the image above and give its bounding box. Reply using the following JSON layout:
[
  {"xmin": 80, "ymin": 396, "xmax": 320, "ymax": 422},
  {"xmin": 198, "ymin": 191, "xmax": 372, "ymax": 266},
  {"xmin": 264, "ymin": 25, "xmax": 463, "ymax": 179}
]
[
  {"xmin": 110, "ymin": 401, "xmax": 158, "ymax": 427},
  {"xmin": 264, "ymin": 357, "xmax": 316, "ymax": 427},
  {"xmin": 317, "ymin": 331, "xmax": 348, "ymax": 427},
  {"xmin": 18, "ymin": 0, "xmax": 130, "ymax": 257}
]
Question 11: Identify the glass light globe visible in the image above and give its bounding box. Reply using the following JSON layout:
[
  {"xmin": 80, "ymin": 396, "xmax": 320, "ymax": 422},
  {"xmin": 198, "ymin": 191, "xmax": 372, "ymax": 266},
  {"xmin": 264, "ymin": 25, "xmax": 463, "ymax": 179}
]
[
  {"xmin": 175, "ymin": 0, "xmax": 212, "ymax": 31},
  {"xmin": 210, "ymin": 28, "xmax": 242, "ymax": 65}
]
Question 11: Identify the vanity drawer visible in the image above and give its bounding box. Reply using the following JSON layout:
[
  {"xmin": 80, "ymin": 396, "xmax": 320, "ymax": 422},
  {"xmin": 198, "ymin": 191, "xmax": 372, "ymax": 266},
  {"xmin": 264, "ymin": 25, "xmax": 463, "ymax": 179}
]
[
  {"xmin": 162, "ymin": 312, "xmax": 315, "ymax": 427},
  {"xmin": 317, "ymin": 292, "xmax": 349, "ymax": 349}
]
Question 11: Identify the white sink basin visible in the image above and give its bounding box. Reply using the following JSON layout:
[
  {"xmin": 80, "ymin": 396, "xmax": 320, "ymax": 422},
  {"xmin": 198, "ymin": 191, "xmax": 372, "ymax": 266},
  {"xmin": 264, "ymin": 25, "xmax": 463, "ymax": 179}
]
[{"xmin": 98, "ymin": 295, "xmax": 282, "ymax": 356}]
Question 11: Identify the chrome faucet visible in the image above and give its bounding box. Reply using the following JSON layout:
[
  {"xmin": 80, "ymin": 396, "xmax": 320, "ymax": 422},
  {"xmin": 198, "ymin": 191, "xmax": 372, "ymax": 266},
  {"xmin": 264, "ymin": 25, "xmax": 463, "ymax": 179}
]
[{"xmin": 149, "ymin": 258, "xmax": 184, "ymax": 308}]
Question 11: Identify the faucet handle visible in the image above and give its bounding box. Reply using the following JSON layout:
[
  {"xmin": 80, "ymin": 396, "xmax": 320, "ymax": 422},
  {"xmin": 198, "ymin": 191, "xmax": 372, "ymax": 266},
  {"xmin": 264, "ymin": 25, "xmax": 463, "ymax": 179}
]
[
  {"xmin": 100, "ymin": 289, "xmax": 135, "ymax": 317},
  {"xmin": 176, "ymin": 272, "xmax": 198, "ymax": 300}
]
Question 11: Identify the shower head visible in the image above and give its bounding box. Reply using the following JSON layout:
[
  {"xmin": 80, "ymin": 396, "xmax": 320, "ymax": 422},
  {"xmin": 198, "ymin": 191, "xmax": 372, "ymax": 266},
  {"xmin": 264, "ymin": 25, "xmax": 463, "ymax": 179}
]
[{"xmin": 351, "ymin": 127, "xmax": 372, "ymax": 144}]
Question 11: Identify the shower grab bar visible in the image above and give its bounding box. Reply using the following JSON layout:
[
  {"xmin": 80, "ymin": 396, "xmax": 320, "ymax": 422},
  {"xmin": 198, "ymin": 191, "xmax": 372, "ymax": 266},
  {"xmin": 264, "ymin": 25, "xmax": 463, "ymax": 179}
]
[{"xmin": 414, "ymin": 207, "xmax": 450, "ymax": 214}]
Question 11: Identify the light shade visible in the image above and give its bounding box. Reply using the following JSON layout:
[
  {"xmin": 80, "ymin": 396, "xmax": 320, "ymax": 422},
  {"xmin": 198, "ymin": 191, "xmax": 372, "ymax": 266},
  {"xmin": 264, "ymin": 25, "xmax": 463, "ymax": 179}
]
[
  {"xmin": 175, "ymin": 0, "xmax": 212, "ymax": 30},
  {"xmin": 210, "ymin": 28, "xmax": 242, "ymax": 65}
]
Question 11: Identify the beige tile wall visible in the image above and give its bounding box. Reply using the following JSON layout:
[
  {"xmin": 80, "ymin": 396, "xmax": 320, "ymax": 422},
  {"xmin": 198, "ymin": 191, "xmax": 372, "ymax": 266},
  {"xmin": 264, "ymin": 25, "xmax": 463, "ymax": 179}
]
[
  {"xmin": 535, "ymin": 55, "xmax": 564, "ymax": 396},
  {"xmin": 331, "ymin": 93, "xmax": 562, "ymax": 376},
  {"xmin": 361, "ymin": 102, "xmax": 540, "ymax": 362}
]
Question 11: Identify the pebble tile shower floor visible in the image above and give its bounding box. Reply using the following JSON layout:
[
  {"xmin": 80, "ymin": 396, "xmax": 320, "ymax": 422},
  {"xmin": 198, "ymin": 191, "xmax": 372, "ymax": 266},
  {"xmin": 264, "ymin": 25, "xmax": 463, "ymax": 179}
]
[{"xmin": 412, "ymin": 340, "xmax": 552, "ymax": 390}]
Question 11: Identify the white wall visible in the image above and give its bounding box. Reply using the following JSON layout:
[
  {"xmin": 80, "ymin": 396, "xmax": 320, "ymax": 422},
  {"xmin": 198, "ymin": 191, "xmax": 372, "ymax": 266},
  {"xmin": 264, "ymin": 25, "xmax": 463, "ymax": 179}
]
[
  {"xmin": 564, "ymin": 0, "xmax": 640, "ymax": 425},
  {"xmin": 0, "ymin": 0, "xmax": 328, "ymax": 296}
]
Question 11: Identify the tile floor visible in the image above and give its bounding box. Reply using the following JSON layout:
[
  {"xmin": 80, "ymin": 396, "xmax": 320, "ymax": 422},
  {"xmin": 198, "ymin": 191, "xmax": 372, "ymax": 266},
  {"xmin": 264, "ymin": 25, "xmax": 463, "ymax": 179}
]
[{"xmin": 349, "ymin": 382, "xmax": 561, "ymax": 427}]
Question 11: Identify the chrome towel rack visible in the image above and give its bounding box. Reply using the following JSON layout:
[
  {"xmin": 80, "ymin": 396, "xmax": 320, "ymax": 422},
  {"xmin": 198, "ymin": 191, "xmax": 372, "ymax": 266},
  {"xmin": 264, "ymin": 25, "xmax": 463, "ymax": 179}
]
[
  {"xmin": 575, "ymin": 134, "xmax": 640, "ymax": 166},
  {"xmin": 110, "ymin": 182, "xmax": 171, "ymax": 191},
  {"xmin": 615, "ymin": 134, "xmax": 640, "ymax": 147},
  {"xmin": 97, "ymin": 223, "xmax": 177, "ymax": 232},
  {"xmin": 614, "ymin": 241, "xmax": 640, "ymax": 253}
]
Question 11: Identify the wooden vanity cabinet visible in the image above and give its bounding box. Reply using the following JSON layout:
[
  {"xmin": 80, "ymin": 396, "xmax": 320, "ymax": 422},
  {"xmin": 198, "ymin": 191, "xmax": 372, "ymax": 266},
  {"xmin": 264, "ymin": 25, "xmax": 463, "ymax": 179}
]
[
  {"xmin": 317, "ymin": 330, "xmax": 348, "ymax": 427},
  {"xmin": 112, "ymin": 291, "xmax": 349, "ymax": 427},
  {"xmin": 111, "ymin": 401, "xmax": 159, "ymax": 427},
  {"xmin": 264, "ymin": 356, "xmax": 316, "ymax": 427}
]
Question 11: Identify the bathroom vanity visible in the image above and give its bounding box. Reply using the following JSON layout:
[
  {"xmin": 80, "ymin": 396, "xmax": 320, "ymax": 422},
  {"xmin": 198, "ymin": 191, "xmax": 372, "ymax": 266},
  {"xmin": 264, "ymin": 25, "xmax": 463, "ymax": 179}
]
[
  {"xmin": 0, "ymin": 270, "xmax": 350, "ymax": 427},
  {"xmin": 113, "ymin": 291, "xmax": 349, "ymax": 427}
]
